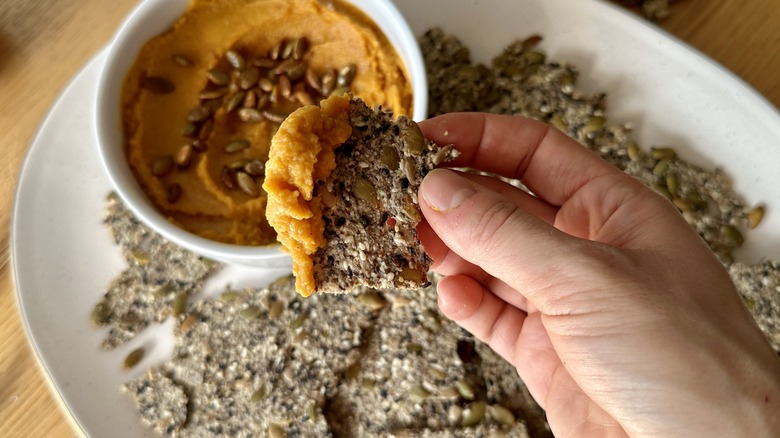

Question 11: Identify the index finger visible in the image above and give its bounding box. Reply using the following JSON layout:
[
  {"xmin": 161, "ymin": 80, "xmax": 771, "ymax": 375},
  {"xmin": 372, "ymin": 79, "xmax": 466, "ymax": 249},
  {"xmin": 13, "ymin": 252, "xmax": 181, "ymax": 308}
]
[{"xmin": 419, "ymin": 113, "xmax": 622, "ymax": 207}]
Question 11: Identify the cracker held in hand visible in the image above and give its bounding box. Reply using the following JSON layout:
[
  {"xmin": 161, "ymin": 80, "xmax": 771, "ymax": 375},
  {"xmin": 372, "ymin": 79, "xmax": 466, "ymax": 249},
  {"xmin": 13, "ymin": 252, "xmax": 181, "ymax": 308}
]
[{"xmin": 263, "ymin": 95, "xmax": 458, "ymax": 296}]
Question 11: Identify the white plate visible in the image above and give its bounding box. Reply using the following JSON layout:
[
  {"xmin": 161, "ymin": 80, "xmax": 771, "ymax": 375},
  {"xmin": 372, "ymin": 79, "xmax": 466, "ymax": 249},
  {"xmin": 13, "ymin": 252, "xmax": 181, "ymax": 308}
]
[{"xmin": 12, "ymin": 0, "xmax": 780, "ymax": 436}]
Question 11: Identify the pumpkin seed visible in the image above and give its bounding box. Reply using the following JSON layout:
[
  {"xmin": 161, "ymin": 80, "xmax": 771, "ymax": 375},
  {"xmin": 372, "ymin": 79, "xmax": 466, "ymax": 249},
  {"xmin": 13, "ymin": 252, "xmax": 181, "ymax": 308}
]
[
  {"xmin": 406, "ymin": 343, "xmax": 423, "ymax": 354},
  {"xmin": 172, "ymin": 293, "xmax": 187, "ymax": 317},
  {"xmin": 239, "ymin": 67, "xmax": 261, "ymax": 90},
  {"xmin": 131, "ymin": 250, "xmax": 150, "ymax": 264},
  {"xmin": 403, "ymin": 123, "xmax": 425, "ymax": 155},
  {"xmin": 207, "ymin": 68, "xmax": 230, "ymax": 86},
  {"xmin": 182, "ymin": 122, "xmax": 198, "ymax": 137},
  {"xmin": 353, "ymin": 177, "xmax": 378, "ymax": 204},
  {"xmin": 448, "ymin": 405, "xmax": 463, "ymax": 424},
  {"xmin": 461, "ymin": 401, "xmax": 487, "ymax": 427},
  {"xmin": 220, "ymin": 291, "xmax": 242, "ymax": 302},
  {"xmin": 258, "ymin": 78, "xmax": 274, "ymax": 92},
  {"xmin": 279, "ymin": 75, "xmax": 292, "ymax": 99},
  {"xmin": 455, "ymin": 379, "xmax": 476, "ymax": 400},
  {"xmin": 523, "ymin": 51, "xmax": 546, "ymax": 65},
  {"xmin": 721, "ymin": 224, "xmax": 744, "ymax": 246},
  {"xmin": 123, "ymin": 347, "xmax": 144, "ymax": 369},
  {"xmin": 238, "ymin": 108, "xmax": 264, "ymax": 122},
  {"xmin": 665, "ymin": 171, "xmax": 680, "ymax": 197},
  {"xmin": 176, "ymin": 144, "xmax": 193, "ymax": 168},
  {"xmin": 329, "ymin": 86, "xmax": 349, "ymax": 97},
  {"xmin": 582, "ymin": 115, "xmax": 605, "ymax": 134},
  {"xmin": 240, "ymin": 305, "xmax": 262, "ymax": 320},
  {"xmin": 199, "ymin": 87, "xmax": 228, "ymax": 100},
  {"xmin": 225, "ymin": 49, "xmax": 246, "ymax": 70},
  {"xmin": 399, "ymin": 267, "xmax": 426, "ymax": 284},
  {"xmin": 672, "ymin": 197, "xmax": 694, "ymax": 212},
  {"xmin": 409, "ymin": 385, "xmax": 431, "ymax": 404},
  {"xmin": 198, "ymin": 119, "xmax": 214, "ymax": 142},
  {"xmin": 428, "ymin": 365, "xmax": 447, "ymax": 380},
  {"xmin": 244, "ymin": 160, "xmax": 266, "ymax": 176},
  {"xmin": 187, "ymin": 104, "xmax": 213, "ymax": 122},
  {"xmin": 225, "ymin": 139, "xmax": 250, "ymax": 153},
  {"xmin": 292, "ymin": 37, "xmax": 309, "ymax": 60},
  {"xmin": 173, "ymin": 54, "xmax": 193, "ymax": 67},
  {"xmin": 250, "ymin": 386, "xmax": 266, "ymax": 402},
  {"xmin": 262, "ymin": 110, "xmax": 287, "ymax": 123},
  {"xmin": 380, "ymin": 146, "xmax": 400, "ymax": 170},
  {"xmin": 180, "ymin": 314, "xmax": 198, "ymax": 333},
  {"xmin": 268, "ymin": 300, "xmax": 284, "ymax": 320},
  {"xmin": 222, "ymin": 167, "xmax": 238, "ymax": 190},
  {"xmin": 747, "ymin": 205, "xmax": 765, "ymax": 229},
  {"xmin": 166, "ymin": 183, "xmax": 183, "ymax": 204},
  {"xmin": 653, "ymin": 158, "xmax": 671, "ymax": 177},
  {"xmin": 253, "ymin": 57, "xmax": 275, "ymax": 68},
  {"xmin": 627, "ymin": 141, "xmax": 641, "ymax": 161},
  {"xmin": 337, "ymin": 64, "xmax": 356, "ymax": 87},
  {"xmin": 357, "ymin": 290, "xmax": 387, "ymax": 310},
  {"xmin": 152, "ymin": 156, "xmax": 174, "ymax": 177},
  {"xmin": 489, "ymin": 405, "xmax": 516, "ymax": 426},
  {"xmin": 290, "ymin": 311, "xmax": 308, "ymax": 329},
  {"xmin": 226, "ymin": 92, "xmax": 246, "ymax": 112},
  {"xmin": 256, "ymin": 93, "xmax": 271, "ymax": 110},
  {"xmin": 651, "ymin": 183, "xmax": 672, "ymax": 200},
  {"xmin": 522, "ymin": 34, "xmax": 543, "ymax": 50},
  {"xmin": 141, "ymin": 76, "xmax": 175, "ymax": 94},
  {"xmin": 228, "ymin": 159, "xmax": 250, "ymax": 170},
  {"xmin": 550, "ymin": 114, "xmax": 568, "ymax": 131},
  {"xmin": 321, "ymin": 70, "xmax": 336, "ymax": 95},
  {"xmin": 281, "ymin": 39, "xmax": 294, "ymax": 59},
  {"xmin": 243, "ymin": 90, "xmax": 257, "ymax": 108},
  {"xmin": 237, "ymin": 171, "xmax": 260, "ymax": 197},
  {"xmin": 651, "ymin": 147, "xmax": 677, "ymax": 161},
  {"xmin": 267, "ymin": 423, "xmax": 286, "ymax": 438},
  {"xmin": 305, "ymin": 68, "xmax": 321, "ymax": 92},
  {"xmin": 91, "ymin": 302, "xmax": 111, "ymax": 326}
]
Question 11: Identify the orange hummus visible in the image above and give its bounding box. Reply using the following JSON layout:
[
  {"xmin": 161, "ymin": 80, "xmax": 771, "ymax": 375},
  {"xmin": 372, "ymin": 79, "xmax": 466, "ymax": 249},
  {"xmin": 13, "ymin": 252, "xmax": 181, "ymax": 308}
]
[
  {"xmin": 121, "ymin": 0, "xmax": 412, "ymax": 245},
  {"xmin": 263, "ymin": 95, "xmax": 351, "ymax": 297}
]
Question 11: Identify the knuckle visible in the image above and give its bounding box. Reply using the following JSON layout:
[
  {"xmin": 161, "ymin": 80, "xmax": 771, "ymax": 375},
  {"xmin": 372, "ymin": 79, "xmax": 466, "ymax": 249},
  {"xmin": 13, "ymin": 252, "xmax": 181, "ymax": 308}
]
[{"xmin": 465, "ymin": 197, "xmax": 522, "ymax": 257}]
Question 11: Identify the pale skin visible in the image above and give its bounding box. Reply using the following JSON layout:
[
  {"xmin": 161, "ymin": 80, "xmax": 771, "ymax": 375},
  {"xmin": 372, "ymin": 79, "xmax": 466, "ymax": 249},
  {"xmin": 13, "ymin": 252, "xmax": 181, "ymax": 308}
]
[{"xmin": 416, "ymin": 113, "xmax": 780, "ymax": 437}]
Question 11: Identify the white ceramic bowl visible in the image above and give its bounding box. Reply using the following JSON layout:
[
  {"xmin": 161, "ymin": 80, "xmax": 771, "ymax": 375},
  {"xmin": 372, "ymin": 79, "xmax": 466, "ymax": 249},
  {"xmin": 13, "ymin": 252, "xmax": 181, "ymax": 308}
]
[{"xmin": 95, "ymin": 0, "xmax": 427, "ymax": 268}]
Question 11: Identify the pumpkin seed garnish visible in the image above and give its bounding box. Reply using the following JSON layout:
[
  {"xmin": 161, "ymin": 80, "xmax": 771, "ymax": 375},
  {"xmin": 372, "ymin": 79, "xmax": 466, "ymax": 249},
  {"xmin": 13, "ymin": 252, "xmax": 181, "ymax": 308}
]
[
  {"xmin": 747, "ymin": 205, "xmax": 765, "ymax": 229},
  {"xmin": 166, "ymin": 183, "xmax": 183, "ymax": 204},
  {"xmin": 141, "ymin": 76, "xmax": 175, "ymax": 94},
  {"xmin": 292, "ymin": 37, "xmax": 309, "ymax": 60},
  {"xmin": 489, "ymin": 404, "xmax": 516, "ymax": 426},
  {"xmin": 428, "ymin": 365, "xmax": 447, "ymax": 380},
  {"xmin": 278, "ymin": 75, "xmax": 292, "ymax": 99},
  {"xmin": 91, "ymin": 302, "xmax": 111, "ymax": 326},
  {"xmin": 244, "ymin": 160, "xmax": 265, "ymax": 176},
  {"xmin": 187, "ymin": 105, "xmax": 213, "ymax": 123},
  {"xmin": 665, "ymin": 171, "xmax": 680, "ymax": 197},
  {"xmin": 721, "ymin": 224, "xmax": 745, "ymax": 246},
  {"xmin": 241, "ymin": 305, "xmax": 262, "ymax": 320},
  {"xmin": 220, "ymin": 290, "xmax": 242, "ymax": 302},
  {"xmin": 270, "ymin": 39, "xmax": 285, "ymax": 60},
  {"xmin": 228, "ymin": 158, "xmax": 251, "ymax": 170},
  {"xmin": 180, "ymin": 314, "xmax": 198, "ymax": 333},
  {"xmin": 250, "ymin": 386, "xmax": 266, "ymax": 402},
  {"xmin": 238, "ymin": 108, "xmax": 263, "ymax": 122},
  {"xmin": 409, "ymin": 385, "xmax": 431, "ymax": 404},
  {"xmin": 176, "ymin": 144, "xmax": 193, "ymax": 168},
  {"xmin": 262, "ymin": 110, "xmax": 287, "ymax": 124},
  {"xmin": 289, "ymin": 311, "xmax": 308, "ymax": 329},
  {"xmin": 627, "ymin": 141, "xmax": 641, "ymax": 161},
  {"xmin": 651, "ymin": 147, "xmax": 677, "ymax": 161},
  {"xmin": 399, "ymin": 267, "xmax": 426, "ymax": 284},
  {"xmin": 321, "ymin": 70, "xmax": 336, "ymax": 95},
  {"xmin": 352, "ymin": 177, "xmax": 378, "ymax": 205},
  {"xmin": 172, "ymin": 293, "xmax": 187, "ymax": 317},
  {"xmin": 224, "ymin": 139, "xmax": 250, "ymax": 153},
  {"xmin": 406, "ymin": 343, "xmax": 423, "ymax": 354},
  {"xmin": 337, "ymin": 63, "xmax": 356, "ymax": 87},
  {"xmin": 152, "ymin": 156, "xmax": 174, "ymax": 177},
  {"xmin": 225, "ymin": 49, "xmax": 246, "ymax": 70},
  {"xmin": 225, "ymin": 92, "xmax": 246, "ymax": 112},
  {"xmin": 651, "ymin": 183, "xmax": 672, "ymax": 200},
  {"xmin": 672, "ymin": 197, "xmax": 694, "ymax": 212},
  {"xmin": 198, "ymin": 119, "xmax": 214, "ymax": 142},
  {"xmin": 329, "ymin": 86, "xmax": 349, "ymax": 97},
  {"xmin": 123, "ymin": 347, "xmax": 145, "ymax": 370},
  {"xmin": 268, "ymin": 300, "xmax": 284, "ymax": 320},
  {"xmin": 182, "ymin": 122, "xmax": 198, "ymax": 137},
  {"xmin": 455, "ymin": 379, "xmax": 476, "ymax": 400},
  {"xmin": 357, "ymin": 290, "xmax": 387, "ymax": 310},
  {"xmin": 267, "ymin": 423, "xmax": 286, "ymax": 438},
  {"xmin": 207, "ymin": 68, "xmax": 230, "ymax": 86},
  {"xmin": 253, "ymin": 57, "xmax": 275, "ymax": 68},
  {"xmin": 199, "ymin": 87, "xmax": 228, "ymax": 100},
  {"xmin": 403, "ymin": 123, "xmax": 425, "ymax": 155},
  {"xmin": 236, "ymin": 171, "xmax": 260, "ymax": 197},
  {"xmin": 305, "ymin": 68, "xmax": 322, "ymax": 92},
  {"xmin": 239, "ymin": 67, "xmax": 261, "ymax": 90},
  {"xmin": 243, "ymin": 90, "xmax": 257, "ymax": 108},
  {"xmin": 222, "ymin": 167, "xmax": 238, "ymax": 190},
  {"xmin": 653, "ymin": 158, "xmax": 671, "ymax": 177},
  {"xmin": 461, "ymin": 401, "xmax": 487, "ymax": 427}
]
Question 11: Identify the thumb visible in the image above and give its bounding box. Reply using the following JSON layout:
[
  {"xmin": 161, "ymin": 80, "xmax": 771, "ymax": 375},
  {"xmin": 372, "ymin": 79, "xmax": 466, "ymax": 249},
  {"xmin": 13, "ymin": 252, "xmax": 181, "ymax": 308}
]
[{"xmin": 419, "ymin": 168, "xmax": 599, "ymax": 314}]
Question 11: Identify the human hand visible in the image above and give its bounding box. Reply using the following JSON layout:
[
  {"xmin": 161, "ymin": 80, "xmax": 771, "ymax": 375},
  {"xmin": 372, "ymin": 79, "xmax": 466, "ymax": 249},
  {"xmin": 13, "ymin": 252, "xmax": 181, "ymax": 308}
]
[{"xmin": 417, "ymin": 113, "xmax": 780, "ymax": 437}]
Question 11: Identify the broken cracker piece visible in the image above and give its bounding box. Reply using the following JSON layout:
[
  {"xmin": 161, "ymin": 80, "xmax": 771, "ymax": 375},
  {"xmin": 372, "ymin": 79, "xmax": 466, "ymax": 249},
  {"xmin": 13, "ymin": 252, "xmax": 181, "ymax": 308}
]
[{"xmin": 264, "ymin": 95, "xmax": 458, "ymax": 296}]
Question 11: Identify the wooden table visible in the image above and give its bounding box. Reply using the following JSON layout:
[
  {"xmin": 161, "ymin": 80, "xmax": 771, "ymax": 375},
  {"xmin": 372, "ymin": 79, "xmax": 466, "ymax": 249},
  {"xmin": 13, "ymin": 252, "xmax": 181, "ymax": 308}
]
[{"xmin": 1, "ymin": 0, "xmax": 778, "ymax": 435}]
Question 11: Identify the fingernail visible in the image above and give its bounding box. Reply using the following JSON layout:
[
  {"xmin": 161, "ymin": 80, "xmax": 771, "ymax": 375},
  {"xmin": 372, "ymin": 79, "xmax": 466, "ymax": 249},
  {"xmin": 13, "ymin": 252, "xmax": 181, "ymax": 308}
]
[{"xmin": 421, "ymin": 169, "xmax": 476, "ymax": 212}]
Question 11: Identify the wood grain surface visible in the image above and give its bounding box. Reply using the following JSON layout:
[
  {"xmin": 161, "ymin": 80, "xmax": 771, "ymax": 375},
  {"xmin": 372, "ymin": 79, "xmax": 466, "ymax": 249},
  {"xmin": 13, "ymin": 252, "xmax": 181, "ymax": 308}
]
[{"xmin": 1, "ymin": 0, "xmax": 778, "ymax": 436}]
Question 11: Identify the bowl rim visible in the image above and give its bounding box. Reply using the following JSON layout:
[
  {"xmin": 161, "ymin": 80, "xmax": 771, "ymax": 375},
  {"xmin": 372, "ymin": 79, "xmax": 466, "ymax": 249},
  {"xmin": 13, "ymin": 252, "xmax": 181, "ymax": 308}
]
[{"xmin": 94, "ymin": 0, "xmax": 427, "ymax": 265}]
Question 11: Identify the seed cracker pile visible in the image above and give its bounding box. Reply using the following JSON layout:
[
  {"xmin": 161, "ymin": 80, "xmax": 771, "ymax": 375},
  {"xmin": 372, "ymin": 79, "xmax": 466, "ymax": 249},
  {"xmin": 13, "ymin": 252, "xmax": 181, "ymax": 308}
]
[{"xmin": 93, "ymin": 28, "xmax": 780, "ymax": 438}]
